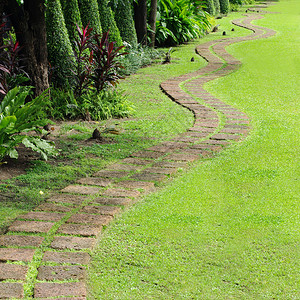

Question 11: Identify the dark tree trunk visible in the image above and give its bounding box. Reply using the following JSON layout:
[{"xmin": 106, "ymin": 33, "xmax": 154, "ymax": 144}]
[
  {"xmin": 149, "ymin": 0, "xmax": 157, "ymax": 48},
  {"xmin": 4, "ymin": 0, "xmax": 49, "ymax": 95},
  {"xmin": 133, "ymin": 0, "xmax": 147, "ymax": 46}
]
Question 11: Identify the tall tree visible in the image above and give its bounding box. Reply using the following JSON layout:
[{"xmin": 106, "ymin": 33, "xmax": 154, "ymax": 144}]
[
  {"xmin": 149, "ymin": 0, "xmax": 158, "ymax": 48},
  {"xmin": 113, "ymin": 0, "xmax": 137, "ymax": 46},
  {"xmin": 78, "ymin": 0, "xmax": 102, "ymax": 35},
  {"xmin": 46, "ymin": 0, "xmax": 75, "ymax": 87},
  {"xmin": 97, "ymin": 0, "xmax": 122, "ymax": 46},
  {"xmin": 133, "ymin": 0, "xmax": 147, "ymax": 45},
  {"xmin": 61, "ymin": 0, "xmax": 82, "ymax": 46},
  {"xmin": 219, "ymin": 0, "xmax": 230, "ymax": 14},
  {"xmin": 3, "ymin": 0, "xmax": 49, "ymax": 95}
]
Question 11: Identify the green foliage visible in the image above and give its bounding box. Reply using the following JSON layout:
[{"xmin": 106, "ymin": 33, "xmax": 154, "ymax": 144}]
[
  {"xmin": 156, "ymin": 0, "xmax": 212, "ymax": 46},
  {"xmin": 61, "ymin": 0, "xmax": 83, "ymax": 45},
  {"xmin": 113, "ymin": 0, "xmax": 138, "ymax": 46},
  {"xmin": 219, "ymin": 0, "xmax": 230, "ymax": 14},
  {"xmin": 81, "ymin": 89, "xmax": 134, "ymax": 120},
  {"xmin": 97, "ymin": 0, "xmax": 123, "ymax": 47},
  {"xmin": 47, "ymin": 88, "xmax": 134, "ymax": 121},
  {"xmin": 213, "ymin": 0, "xmax": 221, "ymax": 14},
  {"xmin": 46, "ymin": 0, "xmax": 75, "ymax": 87},
  {"xmin": 204, "ymin": 0, "xmax": 216, "ymax": 15},
  {"xmin": 78, "ymin": 0, "xmax": 102, "ymax": 35},
  {"xmin": 0, "ymin": 87, "xmax": 57, "ymax": 161},
  {"xmin": 118, "ymin": 43, "xmax": 164, "ymax": 76}
]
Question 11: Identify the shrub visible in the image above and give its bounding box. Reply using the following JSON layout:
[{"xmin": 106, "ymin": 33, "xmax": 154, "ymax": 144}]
[
  {"xmin": 113, "ymin": 0, "xmax": 138, "ymax": 45},
  {"xmin": 204, "ymin": 0, "xmax": 216, "ymax": 15},
  {"xmin": 219, "ymin": 0, "xmax": 230, "ymax": 14},
  {"xmin": 118, "ymin": 43, "xmax": 163, "ymax": 76},
  {"xmin": 46, "ymin": 0, "xmax": 75, "ymax": 87},
  {"xmin": 0, "ymin": 86, "xmax": 57, "ymax": 161},
  {"xmin": 47, "ymin": 88, "xmax": 134, "ymax": 121},
  {"xmin": 0, "ymin": 24, "xmax": 29, "ymax": 96},
  {"xmin": 156, "ymin": 0, "xmax": 212, "ymax": 46},
  {"xmin": 77, "ymin": 0, "xmax": 102, "ymax": 35},
  {"xmin": 97, "ymin": 0, "xmax": 123, "ymax": 47},
  {"xmin": 61, "ymin": 0, "xmax": 83, "ymax": 45},
  {"xmin": 213, "ymin": 0, "xmax": 221, "ymax": 14},
  {"xmin": 91, "ymin": 31, "xmax": 127, "ymax": 92}
]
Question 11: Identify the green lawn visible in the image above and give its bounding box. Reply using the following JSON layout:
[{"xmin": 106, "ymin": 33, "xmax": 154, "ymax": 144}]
[{"xmin": 88, "ymin": 1, "xmax": 300, "ymax": 299}]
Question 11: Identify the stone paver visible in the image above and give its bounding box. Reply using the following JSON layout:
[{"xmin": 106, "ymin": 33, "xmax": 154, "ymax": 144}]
[
  {"xmin": 61, "ymin": 185, "xmax": 102, "ymax": 195},
  {"xmin": 18, "ymin": 211, "xmax": 65, "ymax": 222},
  {"xmin": 47, "ymin": 194, "xmax": 87, "ymax": 205},
  {"xmin": 8, "ymin": 220, "xmax": 54, "ymax": 233},
  {"xmin": 43, "ymin": 251, "xmax": 90, "ymax": 265},
  {"xmin": 0, "ymin": 235, "xmax": 44, "ymax": 247},
  {"xmin": 102, "ymin": 188, "xmax": 140, "ymax": 198},
  {"xmin": 34, "ymin": 282, "xmax": 87, "ymax": 298},
  {"xmin": 57, "ymin": 223, "xmax": 102, "ymax": 237},
  {"xmin": 37, "ymin": 265, "xmax": 86, "ymax": 281},
  {"xmin": 0, "ymin": 263, "xmax": 28, "ymax": 280},
  {"xmin": 0, "ymin": 248, "xmax": 35, "ymax": 262},
  {"xmin": 51, "ymin": 236, "xmax": 96, "ymax": 250},
  {"xmin": 67, "ymin": 213, "xmax": 113, "ymax": 226},
  {"xmin": 130, "ymin": 172, "xmax": 166, "ymax": 182},
  {"xmin": 77, "ymin": 177, "xmax": 113, "ymax": 187},
  {"xmin": 36, "ymin": 202, "xmax": 72, "ymax": 213},
  {"xmin": 114, "ymin": 180, "xmax": 155, "ymax": 192},
  {"xmin": 0, "ymin": 282, "xmax": 24, "ymax": 299},
  {"xmin": 93, "ymin": 197, "xmax": 132, "ymax": 206},
  {"xmin": 80, "ymin": 205, "xmax": 121, "ymax": 216}
]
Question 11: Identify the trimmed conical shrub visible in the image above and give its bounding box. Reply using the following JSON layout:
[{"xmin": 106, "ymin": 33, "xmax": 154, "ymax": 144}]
[
  {"xmin": 219, "ymin": 0, "xmax": 230, "ymax": 14},
  {"xmin": 97, "ymin": 0, "xmax": 122, "ymax": 46},
  {"xmin": 46, "ymin": 0, "xmax": 75, "ymax": 87},
  {"xmin": 113, "ymin": 0, "xmax": 137, "ymax": 46},
  {"xmin": 213, "ymin": 0, "xmax": 220, "ymax": 14},
  {"xmin": 204, "ymin": 0, "xmax": 216, "ymax": 15},
  {"xmin": 78, "ymin": 0, "xmax": 102, "ymax": 35},
  {"xmin": 61, "ymin": 0, "xmax": 82, "ymax": 45}
]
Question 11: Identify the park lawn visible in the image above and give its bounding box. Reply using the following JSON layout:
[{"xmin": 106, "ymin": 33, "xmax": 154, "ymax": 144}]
[
  {"xmin": 0, "ymin": 9, "xmax": 249, "ymax": 231},
  {"xmin": 88, "ymin": 1, "xmax": 300, "ymax": 299}
]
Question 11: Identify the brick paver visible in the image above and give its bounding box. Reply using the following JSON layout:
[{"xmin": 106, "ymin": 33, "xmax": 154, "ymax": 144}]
[{"xmin": 0, "ymin": 7, "xmax": 277, "ymax": 298}]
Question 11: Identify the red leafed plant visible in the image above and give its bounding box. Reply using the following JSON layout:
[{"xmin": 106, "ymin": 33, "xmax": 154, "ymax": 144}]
[
  {"xmin": 91, "ymin": 31, "xmax": 127, "ymax": 92},
  {"xmin": 72, "ymin": 24, "xmax": 94, "ymax": 97}
]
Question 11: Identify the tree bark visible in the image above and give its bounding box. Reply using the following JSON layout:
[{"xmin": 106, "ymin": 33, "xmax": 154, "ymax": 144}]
[
  {"xmin": 149, "ymin": 0, "xmax": 157, "ymax": 48},
  {"xmin": 4, "ymin": 0, "xmax": 49, "ymax": 95},
  {"xmin": 133, "ymin": 0, "xmax": 147, "ymax": 46}
]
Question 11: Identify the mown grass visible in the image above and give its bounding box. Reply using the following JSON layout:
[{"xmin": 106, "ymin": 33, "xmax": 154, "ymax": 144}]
[
  {"xmin": 0, "ymin": 5, "xmax": 252, "ymax": 231},
  {"xmin": 88, "ymin": 1, "xmax": 300, "ymax": 299}
]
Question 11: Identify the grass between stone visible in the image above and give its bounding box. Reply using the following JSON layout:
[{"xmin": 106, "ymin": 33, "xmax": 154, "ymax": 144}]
[{"xmin": 87, "ymin": 2, "xmax": 300, "ymax": 299}]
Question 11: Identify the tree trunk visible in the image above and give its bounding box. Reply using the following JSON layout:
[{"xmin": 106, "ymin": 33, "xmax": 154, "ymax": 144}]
[
  {"xmin": 4, "ymin": 0, "xmax": 49, "ymax": 95},
  {"xmin": 133, "ymin": 0, "xmax": 147, "ymax": 46},
  {"xmin": 149, "ymin": 0, "xmax": 157, "ymax": 48}
]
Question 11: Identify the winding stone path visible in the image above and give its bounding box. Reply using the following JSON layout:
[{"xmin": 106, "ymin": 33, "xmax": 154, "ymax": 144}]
[{"xmin": 0, "ymin": 6, "xmax": 277, "ymax": 300}]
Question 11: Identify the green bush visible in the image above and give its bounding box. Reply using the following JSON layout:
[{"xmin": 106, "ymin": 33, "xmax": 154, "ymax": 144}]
[
  {"xmin": 78, "ymin": 0, "xmax": 102, "ymax": 35},
  {"xmin": 0, "ymin": 87, "xmax": 57, "ymax": 161},
  {"xmin": 46, "ymin": 0, "xmax": 75, "ymax": 87},
  {"xmin": 113, "ymin": 0, "xmax": 137, "ymax": 46},
  {"xmin": 156, "ymin": 0, "xmax": 212, "ymax": 46},
  {"xmin": 47, "ymin": 88, "xmax": 134, "ymax": 121},
  {"xmin": 61, "ymin": 0, "xmax": 82, "ymax": 45},
  {"xmin": 219, "ymin": 0, "xmax": 230, "ymax": 14},
  {"xmin": 97, "ymin": 0, "xmax": 122, "ymax": 47},
  {"xmin": 213, "ymin": 0, "xmax": 221, "ymax": 14},
  {"xmin": 204, "ymin": 0, "xmax": 216, "ymax": 15},
  {"xmin": 118, "ymin": 43, "xmax": 163, "ymax": 76}
]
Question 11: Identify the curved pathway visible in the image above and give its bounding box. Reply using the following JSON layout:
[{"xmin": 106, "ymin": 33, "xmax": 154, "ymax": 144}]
[{"xmin": 0, "ymin": 7, "xmax": 277, "ymax": 300}]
